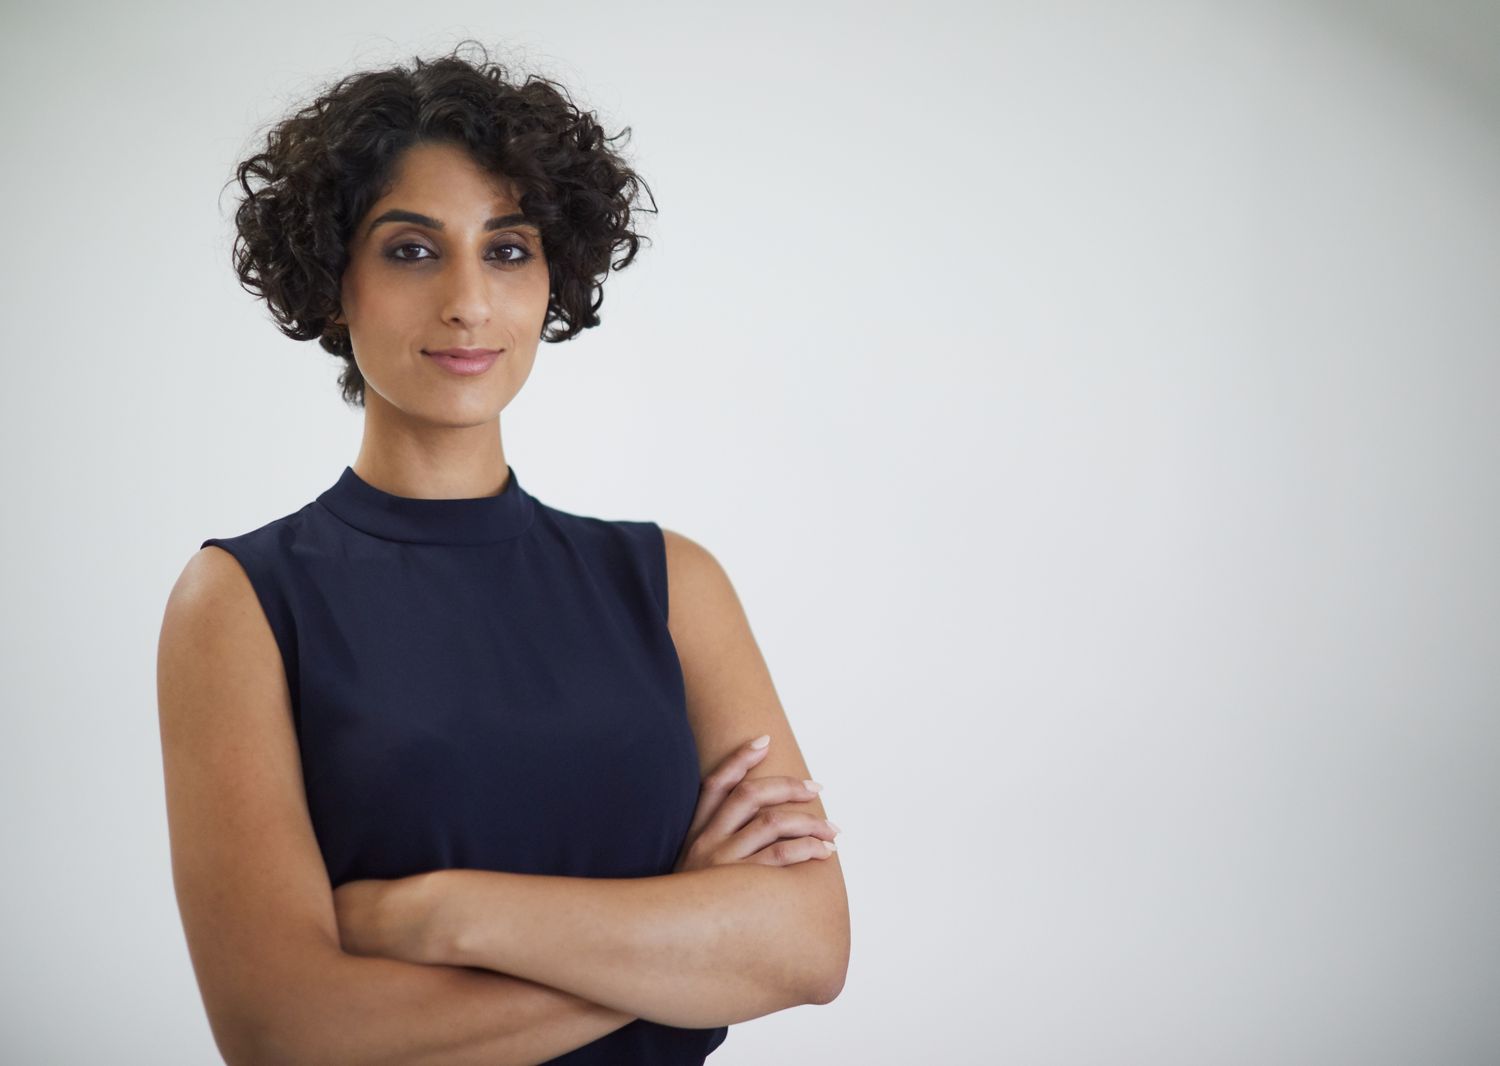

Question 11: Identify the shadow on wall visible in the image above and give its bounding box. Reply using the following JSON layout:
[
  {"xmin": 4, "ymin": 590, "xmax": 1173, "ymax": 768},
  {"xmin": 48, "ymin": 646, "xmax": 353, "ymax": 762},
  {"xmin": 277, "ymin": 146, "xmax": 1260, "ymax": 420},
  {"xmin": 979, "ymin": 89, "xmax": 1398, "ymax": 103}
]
[{"xmin": 1306, "ymin": 0, "xmax": 1500, "ymax": 131}]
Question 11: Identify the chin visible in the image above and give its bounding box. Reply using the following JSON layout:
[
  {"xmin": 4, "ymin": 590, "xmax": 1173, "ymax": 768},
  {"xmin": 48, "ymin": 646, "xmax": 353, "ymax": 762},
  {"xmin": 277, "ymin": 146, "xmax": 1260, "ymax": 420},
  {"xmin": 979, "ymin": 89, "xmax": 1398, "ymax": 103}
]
[{"xmin": 430, "ymin": 391, "xmax": 512, "ymax": 426}]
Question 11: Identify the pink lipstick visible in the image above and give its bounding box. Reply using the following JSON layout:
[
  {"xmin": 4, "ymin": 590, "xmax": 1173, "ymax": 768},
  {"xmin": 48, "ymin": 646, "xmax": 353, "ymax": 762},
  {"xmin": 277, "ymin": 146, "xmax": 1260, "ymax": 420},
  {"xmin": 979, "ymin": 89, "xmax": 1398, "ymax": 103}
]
[{"xmin": 424, "ymin": 347, "xmax": 501, "ymax": 376}]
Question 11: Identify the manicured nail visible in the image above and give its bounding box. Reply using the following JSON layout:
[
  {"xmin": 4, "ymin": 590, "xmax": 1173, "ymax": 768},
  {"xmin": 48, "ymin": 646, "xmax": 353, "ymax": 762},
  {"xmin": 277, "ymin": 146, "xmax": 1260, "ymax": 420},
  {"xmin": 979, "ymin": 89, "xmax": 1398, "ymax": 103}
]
[
  {"xmin": 751, "ymin": 735, "xmax": 770, "ymax": 749},
  {"xmin": 804, "ymin": 780, "xmax": 823, "ymax": 793},
  {"xmin": 823, "ymin": 840, "xmax": 837, "ymax": 851},
  {"xmin": 826, "ymin": 820, "xmax": 841, "ymax": 835}
]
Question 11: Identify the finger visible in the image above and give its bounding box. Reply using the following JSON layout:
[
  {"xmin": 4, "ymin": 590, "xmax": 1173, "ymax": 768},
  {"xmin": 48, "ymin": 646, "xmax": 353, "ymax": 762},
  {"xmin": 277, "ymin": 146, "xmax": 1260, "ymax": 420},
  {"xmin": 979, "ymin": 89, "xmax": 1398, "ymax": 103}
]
[
  {"xmin": 690, "ymin": 800, "xmax": 830, "ymax": 869},
  {"xmin": 744, "ymin": 834, "xmax": 839, "ymax": 867},
  {"xmin": 683, "ymin": 736, "xmax": 773, "ymax": 843},
  {"xmin": 707, "ymin": 734, "xmax": 772, "ymax": 786},
  {"xmin": 722, "ymin": 810, "xmax": 839, "ymax": 863},
  {"xmin": 705, "ymin": 776, "xmax": 825, "ymax": 843},
  {"xmin": 704, "ymin": 775, "xmax": 825, "ymax": 840}
]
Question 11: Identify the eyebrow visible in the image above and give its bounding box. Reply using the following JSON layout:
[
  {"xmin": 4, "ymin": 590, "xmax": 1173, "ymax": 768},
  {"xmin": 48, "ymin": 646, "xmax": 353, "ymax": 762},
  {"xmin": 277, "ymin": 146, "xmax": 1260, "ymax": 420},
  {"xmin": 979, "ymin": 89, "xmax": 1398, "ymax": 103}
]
[{"xmin": 365, "ymin": 209, "xmax": 538, "ymax": 238}]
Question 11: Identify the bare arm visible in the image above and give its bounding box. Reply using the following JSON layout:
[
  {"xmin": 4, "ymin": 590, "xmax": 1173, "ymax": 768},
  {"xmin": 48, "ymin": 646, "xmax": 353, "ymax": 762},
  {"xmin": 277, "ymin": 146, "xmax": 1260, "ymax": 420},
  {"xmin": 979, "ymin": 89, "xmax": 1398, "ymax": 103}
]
[
  {"xmin": 257, "ymin": 944, "xmax": 639, "ymax": 1066},
  {"xmin": 407, "ymin": 862, "xmax": 830, "ymax": 1029},
  {"xmin": 660, "ymin": 527, "xmax": 849, "ymax": 1002},
  {"xmin": 160, "ymin": 546, "xmax": 638, "ymax": 1065}
]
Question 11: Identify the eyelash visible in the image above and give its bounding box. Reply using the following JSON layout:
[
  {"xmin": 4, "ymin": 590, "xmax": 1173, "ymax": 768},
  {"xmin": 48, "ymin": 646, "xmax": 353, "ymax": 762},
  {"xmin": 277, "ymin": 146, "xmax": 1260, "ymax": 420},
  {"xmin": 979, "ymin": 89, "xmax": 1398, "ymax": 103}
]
[{"xmin": 385, "ymin": 241, "xmax": 535, "ymax": 266}]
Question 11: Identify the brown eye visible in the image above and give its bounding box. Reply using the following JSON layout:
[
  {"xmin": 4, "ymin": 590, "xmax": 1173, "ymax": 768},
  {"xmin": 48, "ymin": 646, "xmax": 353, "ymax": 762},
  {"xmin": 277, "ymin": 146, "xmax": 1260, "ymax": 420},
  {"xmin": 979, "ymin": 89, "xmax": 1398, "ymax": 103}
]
[
  {"xmin": 491, "ymin": 241, "xmax": 535, "ymax": 266},
  {"xmin": 387, "ymin": 242, "xmax": 433, "ymax": 262}
]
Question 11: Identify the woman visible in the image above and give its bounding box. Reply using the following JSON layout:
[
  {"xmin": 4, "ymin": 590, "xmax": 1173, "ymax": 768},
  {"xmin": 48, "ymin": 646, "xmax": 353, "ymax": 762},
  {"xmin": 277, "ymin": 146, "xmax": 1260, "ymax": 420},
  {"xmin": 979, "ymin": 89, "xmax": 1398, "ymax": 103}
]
[{"xmin": 157, "ymin": 41, "xmax": 848, "ymax": 1065}]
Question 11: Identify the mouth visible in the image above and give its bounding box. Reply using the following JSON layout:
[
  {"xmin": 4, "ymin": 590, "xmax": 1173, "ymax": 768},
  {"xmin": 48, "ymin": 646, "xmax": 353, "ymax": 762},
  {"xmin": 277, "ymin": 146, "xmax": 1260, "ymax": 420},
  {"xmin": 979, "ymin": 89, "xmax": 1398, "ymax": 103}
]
[
  {"xmin": 423, "ymin": 348, "xmax": 503, "ymax": 376},
  {"xmin": 424, "ymin": 347, "xmax": 502, "ymax": 358}
]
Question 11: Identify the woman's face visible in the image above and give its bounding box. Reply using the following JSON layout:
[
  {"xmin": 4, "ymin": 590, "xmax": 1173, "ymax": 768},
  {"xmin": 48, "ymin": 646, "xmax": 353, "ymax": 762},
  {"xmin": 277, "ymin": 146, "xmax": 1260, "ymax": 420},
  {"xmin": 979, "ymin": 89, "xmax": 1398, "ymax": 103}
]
[{"xmin": 334, "ymin": 140, "xmax": 550, "ymax": 427}]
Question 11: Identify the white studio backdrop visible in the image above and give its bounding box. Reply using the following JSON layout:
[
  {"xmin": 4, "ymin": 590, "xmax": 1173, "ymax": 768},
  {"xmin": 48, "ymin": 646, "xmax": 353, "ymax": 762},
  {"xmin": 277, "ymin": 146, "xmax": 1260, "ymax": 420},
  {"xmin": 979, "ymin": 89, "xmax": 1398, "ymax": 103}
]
[{"xmin": 1, "ymin": 1, "xmax": 1497, "ymax": 1063}]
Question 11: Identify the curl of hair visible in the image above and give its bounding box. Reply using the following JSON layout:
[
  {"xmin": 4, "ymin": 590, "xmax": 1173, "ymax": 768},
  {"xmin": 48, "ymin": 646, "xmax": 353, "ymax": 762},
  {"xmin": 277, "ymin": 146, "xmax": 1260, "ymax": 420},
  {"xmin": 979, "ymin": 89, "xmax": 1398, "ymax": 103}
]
[{"xmin": 223, "ymin": 39, "xmax": 656, "ymax": 407}]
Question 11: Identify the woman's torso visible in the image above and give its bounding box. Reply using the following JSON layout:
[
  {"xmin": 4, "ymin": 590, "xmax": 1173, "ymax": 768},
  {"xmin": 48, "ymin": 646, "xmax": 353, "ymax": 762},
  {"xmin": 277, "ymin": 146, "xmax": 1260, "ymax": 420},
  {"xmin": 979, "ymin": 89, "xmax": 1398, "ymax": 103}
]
[{"xmin": 201, "ymin": 464, "xmax": 728, "ymax": 1063}]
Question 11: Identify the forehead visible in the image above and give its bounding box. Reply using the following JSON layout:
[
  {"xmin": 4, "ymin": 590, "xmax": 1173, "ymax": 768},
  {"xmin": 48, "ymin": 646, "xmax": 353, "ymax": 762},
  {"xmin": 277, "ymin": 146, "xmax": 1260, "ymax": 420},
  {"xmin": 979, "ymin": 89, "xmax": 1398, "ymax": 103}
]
[{"xmin": 370, "ymin": 141, "xmax": 523, "ymax": 215}]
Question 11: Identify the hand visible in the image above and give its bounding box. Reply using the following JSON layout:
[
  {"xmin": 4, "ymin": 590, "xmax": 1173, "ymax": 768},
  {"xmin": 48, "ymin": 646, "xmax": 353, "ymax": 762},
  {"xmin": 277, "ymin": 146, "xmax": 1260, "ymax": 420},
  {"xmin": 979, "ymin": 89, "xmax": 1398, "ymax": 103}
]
[
  {"xmin": 332, "ymin": 874, "xmax": 435, "ymax": 963},
  {"xmin": 671, "ymin": 735, "xmax": 840, "ymax": 873}
]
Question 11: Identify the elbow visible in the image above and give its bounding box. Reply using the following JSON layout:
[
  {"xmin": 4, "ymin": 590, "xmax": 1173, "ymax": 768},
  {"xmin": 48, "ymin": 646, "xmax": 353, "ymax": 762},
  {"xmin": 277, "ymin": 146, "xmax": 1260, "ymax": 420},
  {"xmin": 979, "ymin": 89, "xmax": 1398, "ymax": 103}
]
[
  {"xmin": 210, "ymin": 1011, "xmax": 280, "ymax": 1066},
  {"xmin": 220, "ymin": 1013, "xmax": 303, "ymax": 1066},
  {"xmin": 237, "ymin": 1021, "xmax": 345, "ymax": 1066},
  {"xmin": 807, "ymin": 957, "xmax": 848, "ymax": 1006},
  {"xmin": 197, "ymin": 993, "xmax": 288, "ymax": 1066},
  {"xmin": 241, "ymin": 995, "xmax": 357, "ymax": 1066},
  {"xmin": 196, "ymin": 937, "xmax": 351, "ymax": 1065},
  {"xmin": 219, "ymin": 981, "xmax": 340, "ymax": 1066},
  {"xmin": 804, "ymin": 930, "xmax": 850, "ymax": 1006}
]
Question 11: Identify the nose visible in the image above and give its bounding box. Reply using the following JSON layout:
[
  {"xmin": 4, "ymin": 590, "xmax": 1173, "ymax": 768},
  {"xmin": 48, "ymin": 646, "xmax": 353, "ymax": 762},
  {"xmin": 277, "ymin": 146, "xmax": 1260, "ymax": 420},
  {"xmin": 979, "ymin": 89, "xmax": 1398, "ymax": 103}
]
[{"xmin": 438, "ymin": 253, "xmax": 493, "ymax": 330}]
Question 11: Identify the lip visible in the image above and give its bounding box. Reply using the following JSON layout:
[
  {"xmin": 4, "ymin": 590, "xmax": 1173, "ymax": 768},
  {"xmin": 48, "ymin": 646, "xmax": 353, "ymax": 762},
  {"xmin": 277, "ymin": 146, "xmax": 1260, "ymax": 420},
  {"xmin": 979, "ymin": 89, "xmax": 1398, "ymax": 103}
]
[{"xmin": 424, "ymin": 347, "xmax": 502, "ymax": 376}]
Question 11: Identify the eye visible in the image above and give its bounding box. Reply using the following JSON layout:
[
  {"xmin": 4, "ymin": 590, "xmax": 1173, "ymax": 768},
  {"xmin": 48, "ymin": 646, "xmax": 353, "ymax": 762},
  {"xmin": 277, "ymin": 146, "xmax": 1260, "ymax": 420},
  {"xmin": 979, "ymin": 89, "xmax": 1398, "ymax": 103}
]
[
  {"xmin": 384, "ymin": 241, "xmax": 536, "ymax": 266},
  {"xmin": 387, "ymin": 242, "xmax": 433, "ymax": 262},
  {"xmin": 491, "ymin": 241, "xmax": 536, "ymax": 266}
]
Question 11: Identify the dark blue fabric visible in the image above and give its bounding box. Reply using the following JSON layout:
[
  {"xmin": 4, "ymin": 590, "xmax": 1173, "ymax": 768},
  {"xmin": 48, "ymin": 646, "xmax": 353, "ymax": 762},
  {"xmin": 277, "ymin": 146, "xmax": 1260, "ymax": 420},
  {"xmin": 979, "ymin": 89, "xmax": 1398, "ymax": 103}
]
[{"xmin": 202, "ymin": 464, "xmax": 728, "ymax": 1063}]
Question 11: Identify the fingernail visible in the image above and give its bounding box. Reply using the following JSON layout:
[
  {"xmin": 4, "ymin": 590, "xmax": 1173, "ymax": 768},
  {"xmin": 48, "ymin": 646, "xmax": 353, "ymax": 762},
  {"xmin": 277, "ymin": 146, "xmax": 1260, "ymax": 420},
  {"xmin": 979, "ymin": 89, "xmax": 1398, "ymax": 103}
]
[
  {"xmin": 751, "ymin": 735, "xmax": 770, "ymax": 749},
  {"xmin": 826, "ymin": 820, "xmax": 841, "ymax": 835},
  {"xmin": 824, "ymin": 840, "xmax": 837, "ymax": 851},
  {"xmin": 804, "ymin": 780, "xmax": 823, "ymax": 793}
]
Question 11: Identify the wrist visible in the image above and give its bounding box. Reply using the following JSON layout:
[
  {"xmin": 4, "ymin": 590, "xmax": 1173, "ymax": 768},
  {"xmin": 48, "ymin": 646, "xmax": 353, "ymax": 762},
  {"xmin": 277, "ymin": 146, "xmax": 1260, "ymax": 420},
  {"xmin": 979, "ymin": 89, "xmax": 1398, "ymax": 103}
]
[{"xmin": 392, "ymin": 869, "xmax": 452, "ymax": 966}]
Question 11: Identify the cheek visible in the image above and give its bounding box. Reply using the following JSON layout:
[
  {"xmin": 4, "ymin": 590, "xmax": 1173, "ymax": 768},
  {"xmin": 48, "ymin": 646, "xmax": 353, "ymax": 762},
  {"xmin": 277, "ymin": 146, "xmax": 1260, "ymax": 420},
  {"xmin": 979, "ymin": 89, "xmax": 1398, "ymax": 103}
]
[
  {"xmin": 348, "ymin": 283, "xmax": 417, "ymax": 340},
  {"xmin": 340, "ymin": 271, "xmax": 372, "ymax": 329},
  {"xmin": 522, "ymin": 272, "xmax": 553, "ymax": 323}
]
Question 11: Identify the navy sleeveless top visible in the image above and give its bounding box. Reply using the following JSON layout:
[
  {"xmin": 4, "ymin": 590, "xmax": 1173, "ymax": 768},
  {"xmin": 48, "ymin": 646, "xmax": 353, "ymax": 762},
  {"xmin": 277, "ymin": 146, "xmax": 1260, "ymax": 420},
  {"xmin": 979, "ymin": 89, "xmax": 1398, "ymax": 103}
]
[{"xmin": 201, "ymin": 464, "xmax": 728, "ymax": 1064}]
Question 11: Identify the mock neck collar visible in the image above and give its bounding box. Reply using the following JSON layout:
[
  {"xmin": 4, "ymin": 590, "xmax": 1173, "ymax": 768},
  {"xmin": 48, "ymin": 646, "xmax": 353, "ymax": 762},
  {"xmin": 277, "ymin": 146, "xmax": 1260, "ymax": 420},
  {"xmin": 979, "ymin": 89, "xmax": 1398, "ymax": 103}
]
[{"xmin": 316, "ymin": 464, "xmax": 535, "ymax": 545}]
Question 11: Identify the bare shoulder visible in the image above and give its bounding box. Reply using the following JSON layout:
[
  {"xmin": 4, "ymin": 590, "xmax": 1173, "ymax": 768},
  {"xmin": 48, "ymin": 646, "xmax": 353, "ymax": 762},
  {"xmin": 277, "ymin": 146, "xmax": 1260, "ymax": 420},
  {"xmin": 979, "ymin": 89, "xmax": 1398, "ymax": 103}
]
[
  {"xmin": 168, "ymin": 545, "xmax": 268, "ymax": 641},
  {"xmin": 659, "ymin": 527, "xmax": 733, "ymax": 629},
  {"xmin": 161, "ymin": 547, "xmax": 282, "ymax": 719}
]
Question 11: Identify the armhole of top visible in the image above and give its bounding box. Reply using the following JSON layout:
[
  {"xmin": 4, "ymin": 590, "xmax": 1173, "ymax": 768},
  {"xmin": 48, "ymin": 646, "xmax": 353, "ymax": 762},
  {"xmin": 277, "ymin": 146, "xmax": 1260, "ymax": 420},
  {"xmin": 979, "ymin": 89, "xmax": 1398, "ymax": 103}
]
[
  {"xmin": 200, "ymin": 538, "xmax": 301, "ymax": 728},
  {"xmin": 641, "ymin": 521, "xmax": 670, "ymax": 625}
]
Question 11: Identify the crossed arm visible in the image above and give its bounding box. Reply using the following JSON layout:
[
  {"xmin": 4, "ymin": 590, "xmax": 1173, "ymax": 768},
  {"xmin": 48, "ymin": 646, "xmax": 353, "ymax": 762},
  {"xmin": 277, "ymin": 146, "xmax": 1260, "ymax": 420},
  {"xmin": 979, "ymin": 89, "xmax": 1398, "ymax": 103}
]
[
  {"xmin": 261, "ymin": 844, "xmax": 841, "ymax": 1063},
  {"xmin": 340, "ymin": 856, "xmax": 842, "ymax": 1029},
  {"xmin": 332, "ymin": 527, "xmax": 849, "ymax": 1029},
  {"xmin": 174, "ymin": 527, "xmax": 848, "ymax": 1063}
]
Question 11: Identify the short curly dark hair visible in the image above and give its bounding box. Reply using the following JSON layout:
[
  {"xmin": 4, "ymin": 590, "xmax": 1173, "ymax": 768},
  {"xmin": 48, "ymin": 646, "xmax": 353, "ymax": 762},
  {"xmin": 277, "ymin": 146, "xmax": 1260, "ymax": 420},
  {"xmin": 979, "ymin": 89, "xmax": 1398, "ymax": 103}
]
[{"xmin": 223, "ymin": 39, "xmax": 656, "ymax": 408}]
